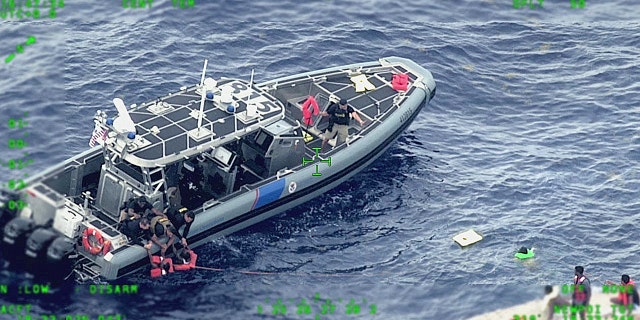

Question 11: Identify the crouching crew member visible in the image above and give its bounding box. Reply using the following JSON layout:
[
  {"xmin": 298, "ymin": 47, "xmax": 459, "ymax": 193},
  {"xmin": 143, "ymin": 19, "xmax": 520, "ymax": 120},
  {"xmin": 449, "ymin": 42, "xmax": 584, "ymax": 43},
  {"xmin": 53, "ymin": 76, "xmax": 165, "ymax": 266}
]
[
  {"xmin": 120, "ymin": 196, "xmax": 163, "ymax": 221},
  {"xmin": 119, "ymin": 217, "xmax": 152, "ymax": 247},
  {"xmin": 167, "ymin": 206, "xmax": 195, "ymax": 247},
  {"xmin": 150, "ymin": 216, "xmax": 177, "ymax": 256}
]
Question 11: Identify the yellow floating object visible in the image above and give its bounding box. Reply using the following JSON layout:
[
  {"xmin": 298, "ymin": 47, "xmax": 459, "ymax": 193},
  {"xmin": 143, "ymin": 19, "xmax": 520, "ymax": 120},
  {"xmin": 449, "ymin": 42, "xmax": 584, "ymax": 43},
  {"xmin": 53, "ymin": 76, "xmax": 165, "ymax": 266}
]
[
  {"xmin": 350, "ymin": 74, "xmax": 376, "ymax": 92},
  {"xmin": 302, "ymin": 131, "xmax": 314, "ymax": 143},
  {"xmin": 453, "ymin": 229, "xmax": 483, "ymax": 247}
]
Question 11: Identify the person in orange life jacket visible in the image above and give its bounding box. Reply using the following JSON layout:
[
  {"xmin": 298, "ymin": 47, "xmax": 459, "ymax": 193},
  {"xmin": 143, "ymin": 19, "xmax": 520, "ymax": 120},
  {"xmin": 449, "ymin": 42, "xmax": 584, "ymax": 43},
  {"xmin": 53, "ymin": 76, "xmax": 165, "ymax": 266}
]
[
  {"xmin": 572, "ymin": 266, "xmax": 591, "ymax": 320},
  {"xmin": 320, "ymin": 98, "xmax": 365, "ymax": 150},
  {"xmin": 147, "ymin": 246, "xmax": 173, "ymax": 277},
  {"xmin": 119, "ymin": 217, "xmax": 152, "ymax": 247},
  {"xmin": 149, "ymin": 216, "xmax": 177, "ymax": 256},
  {"xmin": 166, "ymin": 206, "xmax": 194, "ymax": 247},
  {"xmin": 171, "ymin": 242, "xmax": 195, "ymax": 266},
  {"xmin": 606, "ymin": 274, "xmax": 638, "ymax": 309}
]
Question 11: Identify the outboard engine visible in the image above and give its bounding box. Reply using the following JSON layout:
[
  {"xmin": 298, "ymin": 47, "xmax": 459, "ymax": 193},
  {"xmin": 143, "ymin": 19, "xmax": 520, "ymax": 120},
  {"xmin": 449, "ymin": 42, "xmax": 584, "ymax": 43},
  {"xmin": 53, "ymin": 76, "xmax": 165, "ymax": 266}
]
[
  {"xmin": 24, "ymin": 228, "xmax": 59, "ymax": 275},
  {"xmin": 0, "ymin": 190, "xmax": 21, "ymax": 233},
  {"xmin": 25, "ymin": 228, "xmax": 58, "ymax": 259},
  {"xmin": 46, "ymin": 236, "xmax": 77, "ymax": 280},
  {"xmin": 2, "ymin": 217, "xmax": 36, "ymax": 264}
]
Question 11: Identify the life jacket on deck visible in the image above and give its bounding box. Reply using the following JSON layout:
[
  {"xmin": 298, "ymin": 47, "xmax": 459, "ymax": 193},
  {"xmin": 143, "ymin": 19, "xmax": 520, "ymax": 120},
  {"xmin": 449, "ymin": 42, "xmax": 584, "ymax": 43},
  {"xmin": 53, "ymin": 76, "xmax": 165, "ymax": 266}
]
[
  {"xmin": 301, "ymin": 96, "xmax": 320, "ymax": 126},
  {"xmin": 392, "ymin": 73, "xmax": 408, "ymax": 91},
  {"xmin": 150, "ymin": 256, "xmax": 174, "ymax": 278},
  {"xmin": 173, "ymin": 250, "xmax": 198, "ymax": 271}
]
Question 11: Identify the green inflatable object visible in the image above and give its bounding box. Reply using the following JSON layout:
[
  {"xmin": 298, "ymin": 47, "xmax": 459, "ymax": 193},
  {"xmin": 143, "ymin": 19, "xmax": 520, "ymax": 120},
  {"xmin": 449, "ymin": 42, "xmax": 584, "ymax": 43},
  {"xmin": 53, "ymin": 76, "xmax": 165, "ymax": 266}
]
[{"xmin": 515, "ymin": 247, "xmax": 535, "ymax": 259}]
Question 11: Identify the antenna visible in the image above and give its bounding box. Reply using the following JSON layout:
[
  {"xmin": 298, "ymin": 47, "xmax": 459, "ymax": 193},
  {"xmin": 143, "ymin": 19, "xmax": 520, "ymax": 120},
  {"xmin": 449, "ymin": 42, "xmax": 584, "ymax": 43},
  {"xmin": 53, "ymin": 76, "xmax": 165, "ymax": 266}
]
[
  {"xmin": 189, "ymin": 59, "xmax": 213, "ymax": 140},
  {"xmin": 249, "ymin": 69, "xmax": 254, "ymax": 91}
]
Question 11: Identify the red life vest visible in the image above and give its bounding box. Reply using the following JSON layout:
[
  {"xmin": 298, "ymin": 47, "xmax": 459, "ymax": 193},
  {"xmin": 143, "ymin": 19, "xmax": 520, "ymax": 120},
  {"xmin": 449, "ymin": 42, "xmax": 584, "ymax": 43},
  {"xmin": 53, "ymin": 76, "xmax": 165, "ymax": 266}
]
[
  {"xmin": 174, "ymin": 251, "xmax": 198, "ymax": 271},
  {"xmin": 392, "ymin": 74, "xmax": 409, "ymax": 91},
  {"xmin": 301, "ymin": 96, "xmax": 320, "ymax": 126},
  {"xmin": 150, "ymin": 256, "xmax": 174, "ymax": 278},
  {"xmin": 618, "ymin": 279, "xmax": 636, "ymax": 306},
  {"xmin": 574, "ymin": 275, "xmax": 588, "ymax": 302}
]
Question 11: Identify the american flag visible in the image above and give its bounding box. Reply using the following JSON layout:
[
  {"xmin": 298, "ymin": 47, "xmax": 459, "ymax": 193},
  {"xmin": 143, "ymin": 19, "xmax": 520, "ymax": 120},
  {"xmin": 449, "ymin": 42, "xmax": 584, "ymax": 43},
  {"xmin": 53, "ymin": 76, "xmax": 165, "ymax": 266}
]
[{"xmin": 89, "ymin": 122, "xmax": 108, "ymax": 147}]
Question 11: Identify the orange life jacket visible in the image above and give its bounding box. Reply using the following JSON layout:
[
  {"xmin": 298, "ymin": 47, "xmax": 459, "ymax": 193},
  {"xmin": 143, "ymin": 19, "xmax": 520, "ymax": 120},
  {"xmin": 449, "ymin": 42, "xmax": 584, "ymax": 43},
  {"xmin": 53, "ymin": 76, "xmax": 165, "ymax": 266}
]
[
  {"xmin": 618, "ymin": 279, "xmax": 636, "ymax": 306},
  {"xmin": 574, "ymin": 275, "xmax": 588, "ymax": 302},
  {"xmin": 301, "ymin": 96, "xmax": 320, "ymax": 126},
  {"xmin": 174, "ymin": 251, "xmax": 198, "ymax": 271},
  {"xmin": 392, "ymin": 74, "xmax": 408, "ymax": 91},
  {"xmin": 150, "ymin": 256, "xmax": 174, "ymax": 277}
]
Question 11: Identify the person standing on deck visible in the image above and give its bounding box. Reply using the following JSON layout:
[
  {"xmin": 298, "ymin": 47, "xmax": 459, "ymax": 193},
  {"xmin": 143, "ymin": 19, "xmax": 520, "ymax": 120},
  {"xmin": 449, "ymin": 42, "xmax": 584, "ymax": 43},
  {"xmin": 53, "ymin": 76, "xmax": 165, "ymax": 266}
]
[
  {"xmin": 320, "ymin": 98, "xmax": 365, "ymax": 150},
  {"xmin": 572, "ymin": 266, "xmax": 591, "ymax": 320}
]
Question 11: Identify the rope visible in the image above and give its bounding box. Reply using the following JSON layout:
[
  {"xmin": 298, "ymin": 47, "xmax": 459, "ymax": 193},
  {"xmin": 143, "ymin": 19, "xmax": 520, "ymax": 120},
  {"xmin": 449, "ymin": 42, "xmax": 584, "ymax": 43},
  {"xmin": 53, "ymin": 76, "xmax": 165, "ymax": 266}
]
[
  {"xmin": 193, "ymin": 266, "xmax": 224, "ymax": 272},
  {"xmin": 192, "ymin": 265, "xmax": 375, "ymax": 277}
]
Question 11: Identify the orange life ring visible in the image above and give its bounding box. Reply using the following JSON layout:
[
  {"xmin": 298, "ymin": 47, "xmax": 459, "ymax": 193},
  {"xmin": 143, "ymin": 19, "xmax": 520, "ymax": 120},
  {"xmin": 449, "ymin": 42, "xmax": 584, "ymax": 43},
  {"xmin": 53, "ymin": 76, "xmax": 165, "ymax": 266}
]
[{"xmin": 82, "ymin": 228, "xmax": 104, "ymax": 255}]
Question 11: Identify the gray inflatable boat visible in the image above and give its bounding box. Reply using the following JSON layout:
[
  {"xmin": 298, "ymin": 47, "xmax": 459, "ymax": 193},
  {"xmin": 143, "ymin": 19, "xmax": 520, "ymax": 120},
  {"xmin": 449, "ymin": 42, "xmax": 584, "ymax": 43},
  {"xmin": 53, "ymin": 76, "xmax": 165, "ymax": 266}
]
[{"xmin": 0, "ymin": 56, "xmax": 436, "ymax": 282}]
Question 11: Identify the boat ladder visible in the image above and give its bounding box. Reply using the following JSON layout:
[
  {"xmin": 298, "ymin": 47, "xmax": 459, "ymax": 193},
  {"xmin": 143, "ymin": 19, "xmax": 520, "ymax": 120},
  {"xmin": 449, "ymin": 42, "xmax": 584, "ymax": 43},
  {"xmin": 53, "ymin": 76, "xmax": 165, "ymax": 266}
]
[{"xmin": 73, "ymin": 257, "xmax": 105, "ymax": 284}]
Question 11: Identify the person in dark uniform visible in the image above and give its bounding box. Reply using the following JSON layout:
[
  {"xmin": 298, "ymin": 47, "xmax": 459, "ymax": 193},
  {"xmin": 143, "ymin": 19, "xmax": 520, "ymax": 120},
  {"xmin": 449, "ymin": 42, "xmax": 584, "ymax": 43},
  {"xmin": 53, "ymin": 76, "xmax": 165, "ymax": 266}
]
[
  {"xmin": 166, "ymin": 206, "xmax": 194, "ymax": 247},
  {"xmin": 572, "ymin": 266, "xmax": 591, "ymax": 320},
  {"xmin": 119, "ymin": 217, "xmax": 152, "ymax": 247},
  {"xmin": 120, "ymin": 196, "xmax": 163, "ymax": 222},
  {"xmin": 149, "ymin": 216, "xmax": 177, "ymax": 256},
  {"xmin": 320, "ymin": 98, "xmax": 365, "ymax": 150}
]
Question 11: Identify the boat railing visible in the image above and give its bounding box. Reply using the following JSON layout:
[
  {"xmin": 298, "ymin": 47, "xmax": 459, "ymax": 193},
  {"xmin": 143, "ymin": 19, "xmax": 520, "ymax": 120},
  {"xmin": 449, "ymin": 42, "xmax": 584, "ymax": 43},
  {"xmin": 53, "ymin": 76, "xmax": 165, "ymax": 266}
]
[
  {"xmin": 276, "ymin": 168, "xmax": 295, "ymax": 179},
  {"xmin": 201, "ymin": 199, "xmax": 222, "ymax": 212},
  {"xmin": 346, "ymin": 134, "xmax": 363, "ymax": 146}
]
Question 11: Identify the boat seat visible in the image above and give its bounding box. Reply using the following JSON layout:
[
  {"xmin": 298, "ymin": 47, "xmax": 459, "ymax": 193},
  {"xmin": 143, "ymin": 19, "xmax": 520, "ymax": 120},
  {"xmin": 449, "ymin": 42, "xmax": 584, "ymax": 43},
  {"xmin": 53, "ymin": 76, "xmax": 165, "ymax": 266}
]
[{"xmin": 166, "ymin": 186, "xmax": 182, "ymax": 208}]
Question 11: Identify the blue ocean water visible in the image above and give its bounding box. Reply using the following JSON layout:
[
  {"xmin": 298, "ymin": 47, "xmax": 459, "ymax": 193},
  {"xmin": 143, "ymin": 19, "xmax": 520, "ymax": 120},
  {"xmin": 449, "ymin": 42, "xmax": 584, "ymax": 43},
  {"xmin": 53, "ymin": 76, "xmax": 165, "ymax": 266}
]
[{"xmin": 1, "ymin": 1, "xmax": 640, "ymax": 319}]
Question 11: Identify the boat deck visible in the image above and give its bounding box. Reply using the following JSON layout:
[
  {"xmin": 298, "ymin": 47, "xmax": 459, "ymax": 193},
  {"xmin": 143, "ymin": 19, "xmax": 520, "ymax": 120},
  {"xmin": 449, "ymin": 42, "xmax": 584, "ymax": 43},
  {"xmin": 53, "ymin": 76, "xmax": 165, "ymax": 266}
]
[
  {"xmin": 470, "ymin": 290, "xmax": 640, "ymax": 320},
  {"xmin": 269, "ymin": 62, "xmax": 422, "ymax": 157},
  {"xmin": 121, "ymin": 79, "xmax": 284, "ymax": 167}
]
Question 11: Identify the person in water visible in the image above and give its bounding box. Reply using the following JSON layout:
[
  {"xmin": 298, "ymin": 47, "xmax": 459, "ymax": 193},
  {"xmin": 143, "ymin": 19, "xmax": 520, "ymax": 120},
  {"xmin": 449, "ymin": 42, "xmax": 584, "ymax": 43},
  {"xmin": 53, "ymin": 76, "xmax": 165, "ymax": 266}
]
[
  {"xmin": 147, "ymin": 246, "xmax": 173, "ymax": 277},
  {"xmin": 320, "ymin": 98, "xmax": 365, "ymax": 150},
  {"xmin": 171, "ymin": 242, "xmax": 194, "ymax": 266},
  {"xmin": 572, "ymin": 266, "xmax": 591, "ymax": 320}
]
